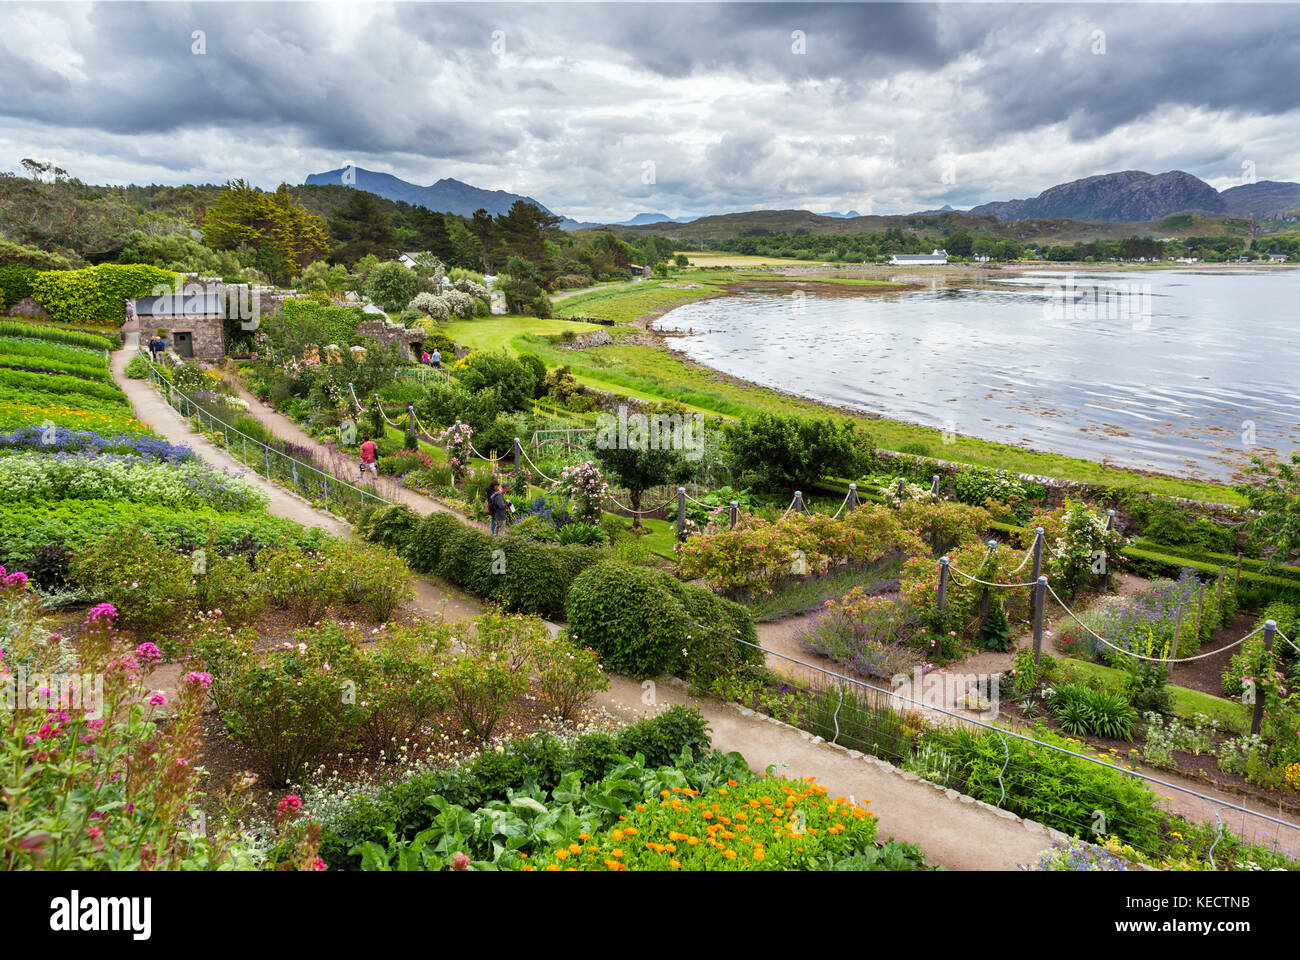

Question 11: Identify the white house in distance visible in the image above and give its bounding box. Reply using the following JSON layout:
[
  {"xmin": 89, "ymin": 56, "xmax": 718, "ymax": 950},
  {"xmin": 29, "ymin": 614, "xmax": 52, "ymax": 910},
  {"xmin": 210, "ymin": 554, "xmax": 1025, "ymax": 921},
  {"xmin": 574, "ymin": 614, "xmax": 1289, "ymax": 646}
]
[
  {"xmin": 890, "ymin": 249, "xmax": 948, "ymax": 265},
  {"xmin": 397, "ymin": 252, "xmax": 424, "ymax": 269}
]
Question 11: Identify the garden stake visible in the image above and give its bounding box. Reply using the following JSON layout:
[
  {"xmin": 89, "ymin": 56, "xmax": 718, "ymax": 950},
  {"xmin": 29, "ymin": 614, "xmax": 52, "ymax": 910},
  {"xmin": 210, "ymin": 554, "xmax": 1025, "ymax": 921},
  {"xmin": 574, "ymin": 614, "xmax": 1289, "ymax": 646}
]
[
  {"xmin": 1032, "ymin": 576, "xmax": 1047, "ymax": 669},
  {"xmin": 1252, "ymin": 620, "xmax": 1277, "ymax": 736},
  {"xmin": 729, "ymin": 500, "xmax": 738, "ymax": 528},
  {"xmin": 931, "ymin": 474, "xmax": 940, "ymax": 496},
  {"xmin": 794, "ymin": 490, "xmax": 805, "ymax": 513},
  {"xmin": 846, "ymin": 482, "xmax": 858, "ymax": 514},
  {"xmin": 937, "ymin": 556, "xmax": 950, "ymax": 615},
  {"xmin": 677, "ymin": 487, "xmax": 687, "ymax": 537},
  {"xmin": 513, "ymin": 437, "xmax": 522, "ymax": 475}
]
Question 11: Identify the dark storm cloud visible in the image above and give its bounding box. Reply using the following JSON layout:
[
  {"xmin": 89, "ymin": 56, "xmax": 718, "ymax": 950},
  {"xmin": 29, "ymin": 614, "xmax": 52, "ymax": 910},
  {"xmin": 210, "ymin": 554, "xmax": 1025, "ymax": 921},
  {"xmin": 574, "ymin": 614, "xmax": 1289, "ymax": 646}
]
[{"xmin": 0, "ymin": 2, "xmax": 1297, "ymax": 219}]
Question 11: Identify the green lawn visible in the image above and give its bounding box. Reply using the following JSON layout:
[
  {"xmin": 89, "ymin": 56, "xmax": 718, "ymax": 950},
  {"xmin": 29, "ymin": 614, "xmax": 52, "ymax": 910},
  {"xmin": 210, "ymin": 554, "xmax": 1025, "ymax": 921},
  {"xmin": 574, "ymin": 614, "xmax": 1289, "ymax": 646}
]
[
  {"xmin": 441, "ymin": 315, "xmax": 605, "ymax": 354},
  {"xmin": 1056, "ymin": 657, "xmax": 1251, "ymax": 734}
]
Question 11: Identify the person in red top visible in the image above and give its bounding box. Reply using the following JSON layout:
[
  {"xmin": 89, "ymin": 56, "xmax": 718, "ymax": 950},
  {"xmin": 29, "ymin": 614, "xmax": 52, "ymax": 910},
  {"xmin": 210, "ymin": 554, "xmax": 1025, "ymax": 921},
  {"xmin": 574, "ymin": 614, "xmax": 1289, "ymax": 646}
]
[{"xmin": 358, "ymin": 435, "xmax": 378, "ymax": 478}]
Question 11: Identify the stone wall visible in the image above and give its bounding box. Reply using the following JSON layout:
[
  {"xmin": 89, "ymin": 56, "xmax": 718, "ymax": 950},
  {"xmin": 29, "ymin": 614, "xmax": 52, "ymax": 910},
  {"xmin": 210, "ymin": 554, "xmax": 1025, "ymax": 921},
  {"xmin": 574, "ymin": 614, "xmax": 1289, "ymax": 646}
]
[{"xmin": 5, "ymin": 297, "xmax": 47, "ymax": 318}]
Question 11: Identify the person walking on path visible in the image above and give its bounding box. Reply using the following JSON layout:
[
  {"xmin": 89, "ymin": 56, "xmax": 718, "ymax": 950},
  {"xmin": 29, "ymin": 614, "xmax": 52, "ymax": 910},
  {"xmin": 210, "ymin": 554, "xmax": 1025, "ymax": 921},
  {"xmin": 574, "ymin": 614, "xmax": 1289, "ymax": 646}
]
[
  {"xmin": 421, "ymin": 350, "xmax": 430, "ymax": 365},
  {"xmin": 487, "ymin": 478, "xmax": 511, "ymax": 535},
  {"xmin": 431, "ymin": 348, "xmax": 441, "ymax": 370},
  {"xmin": 358, "ymin": 434, "xmax": 378, "ymax": 478}
]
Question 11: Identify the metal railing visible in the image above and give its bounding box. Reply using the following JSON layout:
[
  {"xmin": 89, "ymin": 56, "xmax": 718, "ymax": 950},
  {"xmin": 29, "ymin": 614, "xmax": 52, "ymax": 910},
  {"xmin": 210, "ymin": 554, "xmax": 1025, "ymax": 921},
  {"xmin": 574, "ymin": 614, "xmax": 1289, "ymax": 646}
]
[{"xmin": 142, "ymin": 361, "xmax": 392, "ymax": 520}]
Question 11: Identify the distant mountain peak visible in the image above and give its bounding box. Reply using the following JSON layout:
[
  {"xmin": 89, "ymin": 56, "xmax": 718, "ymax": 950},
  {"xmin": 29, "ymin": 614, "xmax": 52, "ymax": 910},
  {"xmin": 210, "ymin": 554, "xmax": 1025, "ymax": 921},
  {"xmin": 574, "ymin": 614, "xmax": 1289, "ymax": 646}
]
[{"xmin": 303, "ymin": 166, "xmax": 557, "ymax": 219}]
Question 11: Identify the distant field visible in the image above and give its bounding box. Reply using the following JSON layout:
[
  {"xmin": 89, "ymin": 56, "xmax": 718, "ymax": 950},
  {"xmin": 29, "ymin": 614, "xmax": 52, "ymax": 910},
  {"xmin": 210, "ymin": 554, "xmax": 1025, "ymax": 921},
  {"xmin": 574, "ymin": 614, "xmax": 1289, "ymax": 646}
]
[{"xmin": 675, "ymin": 251, "xmax": 830, "ymax": 268}]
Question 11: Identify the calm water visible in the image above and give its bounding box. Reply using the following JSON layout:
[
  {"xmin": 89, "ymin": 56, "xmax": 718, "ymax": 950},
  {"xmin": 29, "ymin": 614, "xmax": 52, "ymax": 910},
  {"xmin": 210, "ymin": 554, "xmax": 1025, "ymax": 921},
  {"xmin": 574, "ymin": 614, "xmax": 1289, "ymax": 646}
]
[{"xmin": 653, "ymin": 269, "xmax": 1300, "ymax": 482}]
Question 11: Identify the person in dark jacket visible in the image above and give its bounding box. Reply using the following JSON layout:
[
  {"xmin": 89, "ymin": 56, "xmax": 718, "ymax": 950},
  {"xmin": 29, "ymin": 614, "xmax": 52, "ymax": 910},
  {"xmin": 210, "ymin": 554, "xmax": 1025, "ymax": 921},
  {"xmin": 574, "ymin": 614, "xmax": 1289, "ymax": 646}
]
[{"xmin": 487, "ymin": 479, "xmax": 511, "ymax": 535}]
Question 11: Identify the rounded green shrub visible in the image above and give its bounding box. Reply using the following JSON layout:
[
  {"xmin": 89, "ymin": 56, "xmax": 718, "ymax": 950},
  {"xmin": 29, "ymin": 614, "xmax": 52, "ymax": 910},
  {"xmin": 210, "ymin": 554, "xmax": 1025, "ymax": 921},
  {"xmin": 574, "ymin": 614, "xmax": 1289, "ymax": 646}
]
[{"xmin": 566, "ymin": 560, "xmax": 759, "ymax": 679}]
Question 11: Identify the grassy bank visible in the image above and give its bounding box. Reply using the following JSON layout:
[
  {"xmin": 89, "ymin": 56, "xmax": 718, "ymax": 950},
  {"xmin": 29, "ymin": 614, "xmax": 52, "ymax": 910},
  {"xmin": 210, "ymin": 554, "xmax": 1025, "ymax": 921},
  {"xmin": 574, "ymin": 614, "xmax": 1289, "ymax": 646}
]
[{"xmin": 435, "ymin": 268, "xmax": 1245, "ymax": 506}]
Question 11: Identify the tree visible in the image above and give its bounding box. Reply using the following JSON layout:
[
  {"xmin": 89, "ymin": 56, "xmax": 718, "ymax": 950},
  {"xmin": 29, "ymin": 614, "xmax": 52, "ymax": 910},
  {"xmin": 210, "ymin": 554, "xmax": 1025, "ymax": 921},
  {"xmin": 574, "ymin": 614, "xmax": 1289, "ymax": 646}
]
[
  {"xmin": 365, "ymin": 261, "xmax": 418, "ymax": 314},
  {"xmin": 407, "ymin": 206, "xmax": 457, "ymax": 263},
  {"xmin": 495, "ymin": 200, "xmax": 561, "ymax": 266},
  {"xmin": 202, "ymin": 180, "xmax": 329, "ymax": 283},
  {"xmin": 328, "ymin": 190, "xmax": 397, "ymax": 264},
  {"xmin": 591, "ymin": 440, "xmax": 694, "ymax": 530},
  {"xmin": 724, "ymin": 413, "xmax": 875, "ymax": 492},
  {"xmin": 945, "ymin": 231, "xmax": 973, "ymax": 258},
  {"xmin": 456, "ymin": 351, "xmax": 537, "ymax": 411},
  {"xmin": 469, "ymin": 208, "xmax": 498, "ymax": 273},
  {"xmin": 674, "ymin": 253, "xmax": 689, "ymax": 268},
  {"xmin": 1239, "ymin": 451, "xmax": 1300, "ymax": 568}
]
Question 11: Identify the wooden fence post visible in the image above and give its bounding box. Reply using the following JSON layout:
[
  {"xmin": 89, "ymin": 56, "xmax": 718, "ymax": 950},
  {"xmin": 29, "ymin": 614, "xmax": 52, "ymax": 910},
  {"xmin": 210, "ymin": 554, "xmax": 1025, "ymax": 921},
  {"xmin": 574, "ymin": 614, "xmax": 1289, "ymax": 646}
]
[
  {"xmin": 1252, "ymin": 620, "xmax": 1277, "ymax": 736},
  {"xmin": 677, "ymin": 487, "xmax": 687, "ymax": 538},
  {"xmin": 847, "ymin": 483, "xmax": 858, "ymax": 514},
  {"xmin": 793, "ymin": 490, "xmax": 804, "ymax": 513},
  {"xmin": 729, "ymin": 500, "xmax": 738, "ymax": 528},
  {"xmin": 1029, "ymin": 527, "xmax": 1044, "ymax": 624},
  {"xmin": 931, "ymin": 474, "xmax": 941, "ymax": 497},
  {"xmin": 1033, "ymin": 576, "xmax": 1047, "ymax": 669}
]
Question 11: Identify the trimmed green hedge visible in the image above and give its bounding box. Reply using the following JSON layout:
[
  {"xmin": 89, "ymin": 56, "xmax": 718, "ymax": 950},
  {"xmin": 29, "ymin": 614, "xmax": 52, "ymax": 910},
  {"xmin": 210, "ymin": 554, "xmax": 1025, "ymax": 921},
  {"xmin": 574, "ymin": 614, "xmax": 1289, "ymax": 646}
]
[
  {"xmin": 1121, "ymin": 545, "xmax": 1300, "ymax": 604},
  {"xmin": 357, "ymin": 504, "xmax": 603, "ymax": 619},
  {"xmin": 29, "ymin": 264, "xmax": 176, "ymax": 328},
  {"xmin": 0, "ymin": 265, "xmax": 36, "ymax": 310},
  {"xmin": 1128, "ymin": 537, "xmax": 1300, "ymax": 584},
  {"xmin": 318, "ymin": 705, "xmax": 712, "ymax": 868},
  {"xmin": 566, "ymin": 559, "xmax": 761, "ymax": 680}
]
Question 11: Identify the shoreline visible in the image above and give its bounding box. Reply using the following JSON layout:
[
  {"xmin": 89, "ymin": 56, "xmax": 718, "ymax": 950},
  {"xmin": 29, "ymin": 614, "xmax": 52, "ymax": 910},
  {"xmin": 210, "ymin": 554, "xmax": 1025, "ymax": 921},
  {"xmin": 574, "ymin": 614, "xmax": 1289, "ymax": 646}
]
[{"xmin": 555, "ymin": 268, "xmax": 1255, "ymax": 503}]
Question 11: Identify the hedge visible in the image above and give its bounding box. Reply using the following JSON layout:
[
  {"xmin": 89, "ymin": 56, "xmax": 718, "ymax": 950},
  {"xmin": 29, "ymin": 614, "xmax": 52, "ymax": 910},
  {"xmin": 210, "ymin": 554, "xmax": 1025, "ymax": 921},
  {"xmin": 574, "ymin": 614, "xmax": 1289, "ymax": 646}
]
[
  {"xmin": 318, "ymin": 705, "xmax": 712, "ymax": 868},
  {"xmin": 356, "ymin": 505, "xmax": 603, "ymax": 619},
  {"xmin": 0, "ymin": 265, "xmax": 36, "ymax": 310},
  {"xmin": 28, "ymin": 264, "xmax": 177, "ymax": 328},
  {"xmin": 1127, "ymin": 537, "xmax": 1300, "ymax": 584},
  {"xmin": 566, "ymin": 559, "xmax": 761, "ymax": 679},
  {"xmin": 1121, "ymin": 545, "xmax": 1300, "ymax": 604}
]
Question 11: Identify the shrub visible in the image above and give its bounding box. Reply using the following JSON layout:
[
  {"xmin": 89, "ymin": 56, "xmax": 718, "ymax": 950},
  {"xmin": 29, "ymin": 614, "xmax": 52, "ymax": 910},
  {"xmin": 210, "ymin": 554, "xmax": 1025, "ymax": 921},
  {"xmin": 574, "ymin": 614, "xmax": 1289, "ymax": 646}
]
[
  {"xmin": 324, "ymin": 538, "xmax": 414, "ymax": 621},
  {"xmin": 566, "ymin": 560, "xmax": 759, "ymax": 680},
  {"xmin": 556, "ymin": 521, "xmax": 607, "ymax": 546},
  {"xmin": 894, "ymin": 499, "xmax": 990, "ymax": 556},
  {"xmin": 455, "ymin": 351, "xmax": 536, "ymax": 412},
  {"xmin": 0, "ymin": 264, "xmax": 37, "ymax": 309},
  {"xmin": 798, "ymin": 604, "xmax": 919, "ymax": 680},
  {"xmin": 353, "ymin": 623, "xmax": 451, "ymax": 754},
  {"xmin": 220, "ymin": 624, "xmax": 363, "ymax": 785},
  {"xmin": 724, "ymin": 412, "xmax": 876, "ymax": 492},
  {"xmin": 69, "ymin": 528, "xmax": 196, "ymax": 637},
  {"xmin": 440, "ymin": 648, "xmax": 530, "ymax": 742},
  {"xmin": 255, "ymin": 546, "xmax": 341, "ymax": 623},
  {"xmin": 532, "ymin": 635, "xmax": 609, "ymax": 720}
]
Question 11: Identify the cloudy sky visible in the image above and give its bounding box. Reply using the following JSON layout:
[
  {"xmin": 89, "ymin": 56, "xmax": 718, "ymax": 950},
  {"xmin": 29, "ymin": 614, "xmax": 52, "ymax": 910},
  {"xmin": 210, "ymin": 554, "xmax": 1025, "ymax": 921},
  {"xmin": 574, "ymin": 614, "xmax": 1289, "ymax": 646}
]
[{"xmin": 2, "ymin": 1, "xmax": 1297, "ymax": 221}]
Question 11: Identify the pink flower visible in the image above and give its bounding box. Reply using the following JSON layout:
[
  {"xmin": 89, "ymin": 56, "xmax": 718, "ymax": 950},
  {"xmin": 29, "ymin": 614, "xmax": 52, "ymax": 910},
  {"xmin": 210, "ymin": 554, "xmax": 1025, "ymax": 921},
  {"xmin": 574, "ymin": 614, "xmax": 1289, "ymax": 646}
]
[
  {"xmin": 183, "ymin": 671, "xmax": 214, "ymax": 689},
  {"xmin": 148, "ymin": 693, "xmax": 166, "ymax": 706},
  {"xmin": 452, "ymin": 852, "xmax": 471, "ymax": 871},
  {"xmin": 3, "ymin": 571, "xmax": 29, "ymax": 588},
  {"xmin": 277, "ymin": 794, "xmax": 304, "ymax": 819},
  {"xmin": 84, "ymin": 603, "xmax": 118, "ymax": 625},
  {"xmin": 136, "ymin": 642, "xmax": 162, "ymax": 663}
]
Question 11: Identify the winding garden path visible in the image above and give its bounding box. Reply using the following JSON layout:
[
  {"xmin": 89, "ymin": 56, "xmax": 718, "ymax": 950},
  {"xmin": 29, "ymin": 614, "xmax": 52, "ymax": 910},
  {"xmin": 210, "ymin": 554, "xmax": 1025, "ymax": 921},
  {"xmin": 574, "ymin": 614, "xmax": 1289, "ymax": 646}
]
[{"xmin": 105, "ymin": 347, "xmax": 1089, "ymax": 870}]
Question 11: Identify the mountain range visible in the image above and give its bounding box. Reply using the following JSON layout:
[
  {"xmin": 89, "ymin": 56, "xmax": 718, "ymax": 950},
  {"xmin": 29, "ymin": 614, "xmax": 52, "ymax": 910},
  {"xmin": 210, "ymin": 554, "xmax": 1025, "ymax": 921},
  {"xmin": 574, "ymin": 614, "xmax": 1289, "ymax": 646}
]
[
  {"xmin": 969, "ymin": 170, "xmax": 1300, "ymax": 223},
  {"xmin": 304, "ymin": 165, "xmax": 1300, "ymax": 235}
]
